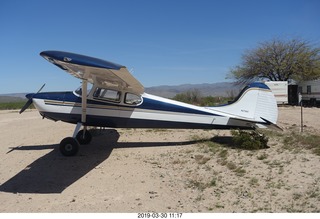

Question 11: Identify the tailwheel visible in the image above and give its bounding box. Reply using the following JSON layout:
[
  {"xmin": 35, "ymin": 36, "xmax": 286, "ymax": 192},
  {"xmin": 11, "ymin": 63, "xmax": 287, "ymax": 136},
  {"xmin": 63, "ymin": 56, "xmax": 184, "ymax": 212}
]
[
  {"xmin": 76, "ymin": 129, "xmax": 92, "ymax": 145},
  {"xmin": 60, "ymin": 137, "xmax": 79, "ymax": 156}
]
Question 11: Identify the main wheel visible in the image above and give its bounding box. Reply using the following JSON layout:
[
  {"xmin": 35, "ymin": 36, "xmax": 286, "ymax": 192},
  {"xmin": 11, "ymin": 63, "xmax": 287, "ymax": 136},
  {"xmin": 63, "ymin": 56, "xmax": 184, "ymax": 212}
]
[
  {"xmin": 59, "ymin": 137, "xmax": 79, "ymax": 156},
  {"xmin": 76, "ymin": 130, "xmax": 92, "ymax": 145}
]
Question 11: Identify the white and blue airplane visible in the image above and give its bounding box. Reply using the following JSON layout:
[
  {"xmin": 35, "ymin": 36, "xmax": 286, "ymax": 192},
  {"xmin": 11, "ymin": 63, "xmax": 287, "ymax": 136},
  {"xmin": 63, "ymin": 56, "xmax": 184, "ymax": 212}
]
[{"xmin": 20, "ymin": 51, "xmax": 280, "ymax": 156}]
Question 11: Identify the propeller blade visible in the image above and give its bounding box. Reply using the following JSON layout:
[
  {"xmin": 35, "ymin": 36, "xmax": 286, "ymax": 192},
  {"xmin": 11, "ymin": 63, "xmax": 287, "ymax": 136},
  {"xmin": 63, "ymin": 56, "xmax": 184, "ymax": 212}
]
[
  {"xmin": 37, "ymin": 83, "xmax": 46, "ymax": 93},
  {"xmin": 19, "ymin": 98, "xmax": 33, "ymax": 114},
  {"xmin": 19, "ymin": 84, "xmax": 45, "ymax": 114}
]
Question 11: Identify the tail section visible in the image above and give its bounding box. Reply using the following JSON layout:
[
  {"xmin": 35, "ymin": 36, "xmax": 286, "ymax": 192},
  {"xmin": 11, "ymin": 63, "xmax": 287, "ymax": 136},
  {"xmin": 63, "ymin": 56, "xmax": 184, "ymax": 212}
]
[{"xmin": 209, "ymin": 82, "xmax": 279, "ymax": 129}]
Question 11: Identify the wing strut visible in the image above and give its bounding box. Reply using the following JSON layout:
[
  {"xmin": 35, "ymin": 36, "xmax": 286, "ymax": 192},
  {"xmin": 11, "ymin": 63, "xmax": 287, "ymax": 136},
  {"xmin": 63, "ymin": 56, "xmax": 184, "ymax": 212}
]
[
  {"xmin": 72, "ymin": 79, "xmax": 88, "ymax": 138},
  {"xmin": 81, "ymin": 79, "xmax": 87, "ymax": 124}
]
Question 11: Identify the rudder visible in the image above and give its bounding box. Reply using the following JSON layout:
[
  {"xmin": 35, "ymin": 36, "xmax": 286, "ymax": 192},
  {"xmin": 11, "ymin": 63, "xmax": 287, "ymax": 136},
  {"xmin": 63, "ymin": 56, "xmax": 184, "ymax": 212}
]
[{"xmin": 209, "ymin": 82, "xmax": 278, "ymax": 126}]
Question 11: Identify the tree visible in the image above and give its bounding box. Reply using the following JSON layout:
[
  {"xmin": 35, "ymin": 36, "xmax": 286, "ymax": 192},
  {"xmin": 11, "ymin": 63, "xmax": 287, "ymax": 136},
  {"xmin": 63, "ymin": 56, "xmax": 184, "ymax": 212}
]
[
  {"xmin": 229, "ymin": 38, "xmax": 320, "ymax": 84},
  {"xmin": 173, "ymin": 89, "xmax": 202, "ymax": 105}
]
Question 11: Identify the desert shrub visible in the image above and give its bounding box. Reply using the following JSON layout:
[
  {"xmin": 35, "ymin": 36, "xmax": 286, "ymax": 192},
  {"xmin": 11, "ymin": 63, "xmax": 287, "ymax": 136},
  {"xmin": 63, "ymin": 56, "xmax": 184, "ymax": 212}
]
[
  {"xmin": 283, "ymin": 132, "xmax": 320, "ymax": 155},
  {"xmin": 173, "ymin": 89, "xmax": 202, "ymax": 105},
  {"xmin": 231, "ymin": 129, "xmax": 269, "ymax": 150},
  {"xmin": 199, "ymin": 96, "xmax": 233, "ymax": 106},
  {"xmin": 172, "ymin": 91, "xmax": 233, "ymax": 106}
]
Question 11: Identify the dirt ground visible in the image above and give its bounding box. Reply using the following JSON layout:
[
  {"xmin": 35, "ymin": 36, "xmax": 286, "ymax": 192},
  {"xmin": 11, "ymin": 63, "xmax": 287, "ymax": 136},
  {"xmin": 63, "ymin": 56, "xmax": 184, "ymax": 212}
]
[{"xmin": 0, "ymin": 106, "xmax": 319, "ymax": 213}]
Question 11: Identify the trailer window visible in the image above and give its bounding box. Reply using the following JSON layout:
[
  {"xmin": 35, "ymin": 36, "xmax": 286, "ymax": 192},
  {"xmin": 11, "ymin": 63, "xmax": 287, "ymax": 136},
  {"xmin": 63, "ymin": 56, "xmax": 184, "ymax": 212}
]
[
  {"xmin": 307, "ymin": 85, "xmax": 311, "ymax": 94},
  {"xmin": 93, "ymin": 88, "xmax": 121, "ymax": 102}
]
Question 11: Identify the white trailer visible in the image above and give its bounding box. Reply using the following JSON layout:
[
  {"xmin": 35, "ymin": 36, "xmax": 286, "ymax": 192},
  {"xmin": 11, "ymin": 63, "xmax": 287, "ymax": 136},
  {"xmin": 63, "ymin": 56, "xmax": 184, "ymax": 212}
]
[
  {"xmin": 298, "ymin": 79, "xmax": 320, "ymax": 106},
  {"xmin": 264, "ymin": 81, "xmax": 288, "ymax": 104}
]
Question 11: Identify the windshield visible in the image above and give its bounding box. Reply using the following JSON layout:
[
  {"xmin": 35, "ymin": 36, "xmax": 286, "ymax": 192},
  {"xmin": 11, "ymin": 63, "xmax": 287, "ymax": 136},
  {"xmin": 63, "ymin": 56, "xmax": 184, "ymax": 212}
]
[{"xmin": 74, "ymin": 84, "xmax": 93, "ymax": 96}]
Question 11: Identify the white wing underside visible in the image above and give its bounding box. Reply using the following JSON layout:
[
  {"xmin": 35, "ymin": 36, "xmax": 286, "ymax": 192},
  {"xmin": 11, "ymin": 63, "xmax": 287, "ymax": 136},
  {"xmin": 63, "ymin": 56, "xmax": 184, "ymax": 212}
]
[{"xmin": 52, "ymin": 59, "xmax": 144, "ymax": 94}]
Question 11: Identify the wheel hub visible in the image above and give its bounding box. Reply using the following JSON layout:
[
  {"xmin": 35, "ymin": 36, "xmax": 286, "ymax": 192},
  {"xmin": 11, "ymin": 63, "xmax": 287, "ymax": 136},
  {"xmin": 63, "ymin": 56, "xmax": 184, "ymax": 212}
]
[{"xmin": 65, "ymin": 144, "xmax": 73, "ymax": 152}]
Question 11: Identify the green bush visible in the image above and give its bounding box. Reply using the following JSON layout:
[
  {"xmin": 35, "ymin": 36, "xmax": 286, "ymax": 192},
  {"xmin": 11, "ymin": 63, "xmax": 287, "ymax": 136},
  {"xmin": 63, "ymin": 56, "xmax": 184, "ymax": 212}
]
[
  {"xmin": 231, "ymin": 129, "xmax": 269, "ymax": 150},
  {"xmin": 172, "ymin": 90, "xmax": 234, "ymax": 106},
  {"xmin": 172, "ymin": 89, "xmax": 202, "ymax": 105}
]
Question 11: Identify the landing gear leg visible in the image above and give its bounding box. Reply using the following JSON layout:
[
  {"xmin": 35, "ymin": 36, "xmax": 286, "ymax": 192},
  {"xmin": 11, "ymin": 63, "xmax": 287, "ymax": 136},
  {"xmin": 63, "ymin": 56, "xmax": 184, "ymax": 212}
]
[
  {"xmin": 59, "ymin": 79, "xmax": 89, "ymax": 156},
  {"xmin": 72, "ymin": 122, "xmax": 83, "ymax": 138}
]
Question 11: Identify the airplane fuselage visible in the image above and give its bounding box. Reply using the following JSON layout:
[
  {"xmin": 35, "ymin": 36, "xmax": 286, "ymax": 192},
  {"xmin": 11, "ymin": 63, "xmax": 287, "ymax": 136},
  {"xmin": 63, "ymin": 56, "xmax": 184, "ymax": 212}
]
[
  {"xmin": 19, "ymin": 50, "xmax": 280, "ymax": 156},
  {"xmin": 30, "ymin": 90, "xmax": 250, "ymax": 130}
]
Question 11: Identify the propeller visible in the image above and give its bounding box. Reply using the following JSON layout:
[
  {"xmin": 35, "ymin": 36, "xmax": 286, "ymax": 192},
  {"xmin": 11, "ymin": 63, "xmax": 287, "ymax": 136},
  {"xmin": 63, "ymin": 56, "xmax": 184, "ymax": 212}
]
[{"xmin": 19, "ymin": 84, "xmax": 45, "ymax": 114}]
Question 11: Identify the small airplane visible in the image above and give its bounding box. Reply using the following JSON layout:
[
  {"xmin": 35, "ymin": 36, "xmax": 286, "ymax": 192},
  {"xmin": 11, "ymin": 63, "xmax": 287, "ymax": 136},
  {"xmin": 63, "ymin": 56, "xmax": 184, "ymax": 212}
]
[{"xmin": 20, "ymin": 51, "xmax": 280, "ymax": 156}]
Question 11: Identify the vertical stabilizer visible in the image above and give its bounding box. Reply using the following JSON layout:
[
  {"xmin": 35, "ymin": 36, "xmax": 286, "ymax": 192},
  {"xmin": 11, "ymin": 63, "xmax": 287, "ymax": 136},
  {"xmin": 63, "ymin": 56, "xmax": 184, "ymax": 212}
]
[{"xmin": 208, "ymin": 82, "xmax": 278, "ymax": 126}]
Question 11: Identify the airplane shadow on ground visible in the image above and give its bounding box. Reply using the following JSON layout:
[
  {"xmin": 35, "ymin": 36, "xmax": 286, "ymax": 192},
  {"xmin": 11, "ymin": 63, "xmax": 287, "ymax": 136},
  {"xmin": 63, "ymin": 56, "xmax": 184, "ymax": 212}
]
[{"xmin": 0, "ymin": 129, "xmax": 208, "ymax": 194}]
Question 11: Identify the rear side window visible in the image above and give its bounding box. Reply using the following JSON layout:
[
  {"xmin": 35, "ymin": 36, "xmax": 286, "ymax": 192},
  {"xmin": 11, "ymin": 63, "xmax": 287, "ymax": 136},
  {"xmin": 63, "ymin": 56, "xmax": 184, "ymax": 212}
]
[
  {"xmin": 93, "ymin": 88, "xmax": 121, "ymax": 102},
  {"xmin": 124, "ymin": 93, "xmax": 142, "ymax": 105}
]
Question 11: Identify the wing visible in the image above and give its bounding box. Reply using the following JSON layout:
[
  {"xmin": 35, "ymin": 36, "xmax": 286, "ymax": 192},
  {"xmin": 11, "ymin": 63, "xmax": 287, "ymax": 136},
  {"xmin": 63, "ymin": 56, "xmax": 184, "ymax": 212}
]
[{"xmin": 40, "ymin": 51, "xmax": 144, "ymax": 94}]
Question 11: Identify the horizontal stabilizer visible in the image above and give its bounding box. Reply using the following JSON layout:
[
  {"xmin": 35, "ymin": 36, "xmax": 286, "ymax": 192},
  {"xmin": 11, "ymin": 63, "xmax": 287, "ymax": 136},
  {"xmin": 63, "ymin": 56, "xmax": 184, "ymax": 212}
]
[{"xmin": 260, "ymin": 117, "xmax": 283, "ymax": 131}]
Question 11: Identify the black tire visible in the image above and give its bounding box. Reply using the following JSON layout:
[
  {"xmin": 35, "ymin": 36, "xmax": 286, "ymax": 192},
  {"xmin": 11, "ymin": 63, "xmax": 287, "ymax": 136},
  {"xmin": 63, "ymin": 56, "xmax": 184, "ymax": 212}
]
[
  {"xmin": 59, "ymin": 137, "xmax": 79, "ymax": 156},
  {"xmin": 76, "ymin": 130, "xmax": 92, "ymax": 145}
]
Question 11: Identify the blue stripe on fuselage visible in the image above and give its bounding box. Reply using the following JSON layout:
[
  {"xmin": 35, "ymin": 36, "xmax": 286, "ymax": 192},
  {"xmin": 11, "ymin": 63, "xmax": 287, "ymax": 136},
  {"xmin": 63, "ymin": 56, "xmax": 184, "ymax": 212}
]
[
  {"xmin": 40, "ymin": 112, "xmax": 244, "ymax": 130},
  {"xmin": 33, "ymin": 91, "xmax": 217, "ymax": 116},
  {"xmin": 137, "ymin": 97, "xmax": 215, "ymax": 115}
]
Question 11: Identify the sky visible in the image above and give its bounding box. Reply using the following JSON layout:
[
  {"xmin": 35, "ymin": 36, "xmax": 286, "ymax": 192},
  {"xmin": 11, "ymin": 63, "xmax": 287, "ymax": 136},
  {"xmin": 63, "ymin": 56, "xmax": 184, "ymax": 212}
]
[{"xmin": 0, "ymin": 0, "xmax": 319, "ymax": 93}]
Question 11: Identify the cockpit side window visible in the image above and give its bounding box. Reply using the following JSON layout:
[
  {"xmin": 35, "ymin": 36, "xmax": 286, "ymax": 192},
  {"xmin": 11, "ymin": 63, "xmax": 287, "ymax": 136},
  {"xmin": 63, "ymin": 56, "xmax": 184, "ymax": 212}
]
[
  {"xmin": 93, "ymin": 88, "xmax": 121, "ymax": 102},
  {"xmin": 124, "ymin": 93, "xmax": 142, "ymax": 105}
]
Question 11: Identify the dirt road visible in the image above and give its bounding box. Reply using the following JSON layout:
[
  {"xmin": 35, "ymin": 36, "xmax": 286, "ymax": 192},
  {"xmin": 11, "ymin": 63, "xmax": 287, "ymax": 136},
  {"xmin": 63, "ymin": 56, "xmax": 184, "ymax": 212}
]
[{"xmin": 0, "ymin": 107, "xmax": 319, "ymax": 212}]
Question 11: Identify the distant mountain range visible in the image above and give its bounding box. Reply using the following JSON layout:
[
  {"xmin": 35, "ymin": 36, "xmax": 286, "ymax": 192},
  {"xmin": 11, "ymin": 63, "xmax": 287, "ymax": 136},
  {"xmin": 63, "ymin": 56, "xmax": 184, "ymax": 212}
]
[
  {"xmin": 145, "ymin": 82, "xmax": 242, "ymax": 98},
  {"xmin": 0, "ymin": 82, "xmax": 242, "ymax": 102},
  {"xmin": 0, "ymin": 94, "xmax": 27, "ymax": 103}
]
